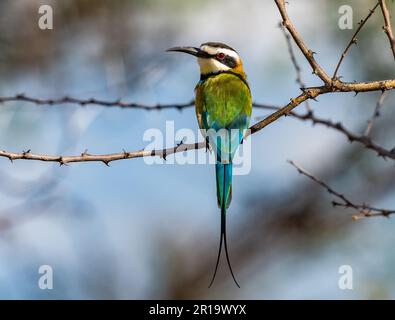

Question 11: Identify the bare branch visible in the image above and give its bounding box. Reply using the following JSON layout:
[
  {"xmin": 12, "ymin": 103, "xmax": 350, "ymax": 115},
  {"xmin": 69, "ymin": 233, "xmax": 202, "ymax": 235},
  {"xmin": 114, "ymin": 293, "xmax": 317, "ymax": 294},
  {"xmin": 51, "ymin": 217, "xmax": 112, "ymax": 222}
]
[
  {"xmin": 250, "ymin": 78, "xmax": 395, "ymax": 134},
  {"xmin": 332, "ymin": 2, "xmax": 380, "ymax": 79},
  {"xmin": 364, "ymin": 91, "xmax": 388, "ymax": 137},
  {"xmin": 295, "ymin": 110, "xmax": 395, "ymax": 160},
  {"xmin": 274, "ymin": 0, "xmax": 332, "ymax": 85},
  {"xmin": 0, "ymin": 94, "xmax": 195, "ymax": 110},
  {"xmin": 288, "ymin": 160, "xmax": 395, "ymax": 220},
  {"xmin": 0, "ymin": 142, "xmax": 206, "ymax": 165},
  {"xmin": 0, "ymin": 94, "xmax": 194, "ymax": 110},
  {"xmin": 1, "ymin": 78, "xmax": 394, "ymax": 165},
  {"xmin": 0, "ymin": 94, "xmax": 278, "ymax": 111},
  {"xmin": 249, "ymin": 87, "xmax": 323, "ymax": 135},
  {"xmin": 257, "ymin": 104, "xmax": 395, "ymax": 160},
  {"xmin": 279, "ymin": 22, "xmax": 312, "ymax": 112},
  {"xmin": 380, "ymin": 0, "xmax": 395, "ymax": 60}
]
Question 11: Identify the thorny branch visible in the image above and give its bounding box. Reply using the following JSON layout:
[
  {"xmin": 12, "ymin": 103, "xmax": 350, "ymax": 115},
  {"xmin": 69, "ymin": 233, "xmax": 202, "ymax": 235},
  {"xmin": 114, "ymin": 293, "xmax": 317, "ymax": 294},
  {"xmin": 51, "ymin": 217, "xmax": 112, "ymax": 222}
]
[
  {"xmin": 279, "ymin": 22, "xmax": 311, "ymax": 112},
  {"xmin": 332, "ymin": 2, "xmax": 381, "ymax": 79},
  {"xmin": 256, "ymin": 99, "xmax": 395, "ymax": 161},
  {"xmin": 288, "ymin": 160, "xmax": 395, "ymax": 220},
  {"xmin": 0, "ymin": 94, "xmax": 278, "ymax": 111},
  {"xmin": 0, "ymin": 143, "xmax": 207, "ymax": 165},
  {"xmin": 0, "ymin": 0, "xmax": 395, "ymax": 169},
  {"xmin": 364, "ymin": 91, "xmax": 388, "ymax": 137},
  {"xmin": 1, "ymin": 80, "xmax": 394, "ymax": 166},
  {"xmin": 0, "ymin": 95, "xmax": 196, "ymax": 110},
  {"xmin": 275, "ymin": 0, "xmax": 332, "ymax": 85},
  {"xmin": 380, "ymin": 0, "xmax": 395, "ymax": 60}
]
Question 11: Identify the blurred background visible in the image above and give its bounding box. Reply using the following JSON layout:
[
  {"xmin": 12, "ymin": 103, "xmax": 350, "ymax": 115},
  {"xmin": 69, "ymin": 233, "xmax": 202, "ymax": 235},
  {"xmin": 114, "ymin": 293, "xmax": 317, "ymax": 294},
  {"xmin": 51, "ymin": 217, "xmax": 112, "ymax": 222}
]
[{"xmin": 0, "ymin": 0, "xmax": 394, "ymax": 299}]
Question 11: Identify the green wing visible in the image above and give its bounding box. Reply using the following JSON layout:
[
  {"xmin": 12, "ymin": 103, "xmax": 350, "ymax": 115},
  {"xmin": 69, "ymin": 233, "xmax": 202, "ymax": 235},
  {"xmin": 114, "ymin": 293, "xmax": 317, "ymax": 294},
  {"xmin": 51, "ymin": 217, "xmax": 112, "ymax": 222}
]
[
  {"xmin": 195, "ymin": 72, "xmax": 252, "ymax": 132},
  {"xmin": 195, "ymin": 72, "xmax": 252, "ymax": 160}
]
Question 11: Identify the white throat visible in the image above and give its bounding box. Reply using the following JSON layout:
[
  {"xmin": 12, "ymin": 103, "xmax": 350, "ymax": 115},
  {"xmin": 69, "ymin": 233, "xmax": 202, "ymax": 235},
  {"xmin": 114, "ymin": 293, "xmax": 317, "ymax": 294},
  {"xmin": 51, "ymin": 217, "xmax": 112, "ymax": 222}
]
[{"xmin": 197, "ymin": 57, "xmax": 230, "ymax": 74}]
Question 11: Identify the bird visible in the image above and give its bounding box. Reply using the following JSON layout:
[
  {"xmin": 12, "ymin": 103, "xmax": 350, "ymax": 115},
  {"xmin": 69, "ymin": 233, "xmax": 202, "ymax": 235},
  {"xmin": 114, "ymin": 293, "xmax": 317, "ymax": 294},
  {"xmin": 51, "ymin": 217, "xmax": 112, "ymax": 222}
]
[{"xmin": 167, "ymin": 42, "xmax": 252, "ymax": 287}]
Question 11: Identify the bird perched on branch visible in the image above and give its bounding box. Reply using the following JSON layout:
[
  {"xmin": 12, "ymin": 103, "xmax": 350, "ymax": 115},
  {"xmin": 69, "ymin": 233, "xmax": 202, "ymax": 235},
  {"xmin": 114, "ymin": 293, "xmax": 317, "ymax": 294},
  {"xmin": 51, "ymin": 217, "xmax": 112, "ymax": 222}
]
[{"xmin": 167, "ymin": 42, "xmax": 252, "ymax": 287}]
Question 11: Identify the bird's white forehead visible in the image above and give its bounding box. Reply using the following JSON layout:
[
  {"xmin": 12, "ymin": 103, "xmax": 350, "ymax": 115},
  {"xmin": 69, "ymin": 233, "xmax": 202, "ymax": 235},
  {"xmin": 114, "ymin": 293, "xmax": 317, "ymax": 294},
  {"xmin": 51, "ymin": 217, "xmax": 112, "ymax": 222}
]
[{"xmin": 200, "ymin": 45, "xmax": 240, "ymax": 60}]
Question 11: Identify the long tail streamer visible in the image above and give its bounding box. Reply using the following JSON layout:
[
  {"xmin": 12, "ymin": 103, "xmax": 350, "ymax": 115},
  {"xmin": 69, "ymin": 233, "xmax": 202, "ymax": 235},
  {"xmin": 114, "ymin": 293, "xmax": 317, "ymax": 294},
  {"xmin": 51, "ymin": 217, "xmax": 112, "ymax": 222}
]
[{"xmin": 209, "ymin": 163, "xmax": 240, "ymax": 288}]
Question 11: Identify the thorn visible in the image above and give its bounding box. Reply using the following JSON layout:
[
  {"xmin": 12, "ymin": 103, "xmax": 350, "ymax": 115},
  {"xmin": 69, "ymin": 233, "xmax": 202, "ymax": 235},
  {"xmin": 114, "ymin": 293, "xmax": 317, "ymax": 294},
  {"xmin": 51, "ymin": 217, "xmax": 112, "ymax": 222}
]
[
  {"xmin": 176, "ymin": 139, "xmax": 184, "ymax": 147},
  {"xmin": 306, "ymin": 110, "xmax": 314, "ymax": 117},
  {"xmin": 102, "ymin": 160, "xmax": 110, "ymax": 167},
  {"xmin": 81, "ymin": 149, "xmax": 89, "ymax": 157},
  {"xmin": 122, "ymin": 149, "xmax": 129, "ymax": 158},
  {"xmin": 59, "ymin": 158, "xmax": 65, "ymax": 166},
  {"xmin": 332, "ymin": 201, "xmax": 340, "ymax": 207},
  {"xmin": 308, "ymin": 49, "xmax": 316, "ymax": 56}
]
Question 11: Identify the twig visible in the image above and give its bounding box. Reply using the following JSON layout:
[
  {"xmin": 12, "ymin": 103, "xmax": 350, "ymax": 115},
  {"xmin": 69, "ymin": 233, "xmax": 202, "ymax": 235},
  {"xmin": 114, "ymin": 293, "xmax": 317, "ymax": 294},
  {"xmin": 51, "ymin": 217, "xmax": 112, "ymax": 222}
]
[
  {"xmin": 302, "ymin": 112, "xmax": 395, "ymax": 160},
  {"xmin": 250, "ymin": 78, "xmax": 395, "ymax": 134},
  {"xmin": 332, "ymin": 2, "xmax": 380, "ymax": 79},
  {"xmin": 256, "ymin": 105, "xmax": 395, "ymax": 160},
  {"xmin": 0, "ymin": 95, "xmax": 195, "ymax": 110},
  {"xmin": 364, "ymin": 91, "xmax": 388, "ymax": 137},
  {"xmin": 275, "ymin": 0, "xmax": 332, "ymax": 85},
  {"xmin": 288, "ymin": 160, "xmax": 395, "ymax": 220},
  {"xmin": 279, "ymin": 22, "xmax": 312, "ymax": 112},
  {"xmin": 0, "ymin": 142, "xmax": 206, "ymax": 165},
  {"xmin": 380, "ymin": 0, "xmax": 395, "ymax": 60},
  {"xmin": 0, "ymin": 94, "xmax": 278, "ymax": 111}
]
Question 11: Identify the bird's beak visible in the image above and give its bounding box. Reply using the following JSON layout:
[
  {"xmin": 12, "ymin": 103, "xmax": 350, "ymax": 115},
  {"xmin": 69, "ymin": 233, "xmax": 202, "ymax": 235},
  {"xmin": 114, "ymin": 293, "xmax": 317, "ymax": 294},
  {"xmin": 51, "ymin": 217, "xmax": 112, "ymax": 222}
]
[{"xmin": 166, "ymin": 46, "xmax": 207, "ymax": 58}]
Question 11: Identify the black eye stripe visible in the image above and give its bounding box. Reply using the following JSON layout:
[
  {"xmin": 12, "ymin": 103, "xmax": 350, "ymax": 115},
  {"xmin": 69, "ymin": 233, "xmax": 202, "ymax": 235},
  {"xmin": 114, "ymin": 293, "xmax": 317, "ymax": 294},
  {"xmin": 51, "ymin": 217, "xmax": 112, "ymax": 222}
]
[
  {"xmin": 199, "ymin": 50, "xmax": 238, "ymax": 68},
  {"xmin": 216, "ymin": 55, "xmax": 237, "ymax": 68}
]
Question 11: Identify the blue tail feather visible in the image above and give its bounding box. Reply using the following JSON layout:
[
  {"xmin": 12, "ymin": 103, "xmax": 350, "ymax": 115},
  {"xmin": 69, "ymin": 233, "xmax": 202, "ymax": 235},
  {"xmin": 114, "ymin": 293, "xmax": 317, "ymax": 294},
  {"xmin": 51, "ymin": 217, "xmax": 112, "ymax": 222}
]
[
  {"xmin": 209, "ymin": 162, "xmax": 239, "ymax": 288},
  {"xmin": 215, "ymin": 163, "xmax": 232, "ymax": 209}
]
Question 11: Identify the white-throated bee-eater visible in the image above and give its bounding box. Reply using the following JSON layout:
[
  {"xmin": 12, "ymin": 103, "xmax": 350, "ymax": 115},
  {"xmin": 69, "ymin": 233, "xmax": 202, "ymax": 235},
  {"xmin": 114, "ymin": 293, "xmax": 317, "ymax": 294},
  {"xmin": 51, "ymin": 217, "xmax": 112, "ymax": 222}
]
[{"xmin": 167, "ymin": 42, "xmax": 252, "ymax": 287}]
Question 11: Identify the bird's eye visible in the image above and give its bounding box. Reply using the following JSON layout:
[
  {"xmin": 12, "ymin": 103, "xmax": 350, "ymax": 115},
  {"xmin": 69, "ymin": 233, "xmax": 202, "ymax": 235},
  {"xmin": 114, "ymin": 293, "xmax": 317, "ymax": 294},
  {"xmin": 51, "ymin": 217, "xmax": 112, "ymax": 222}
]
[{"xmin": 216, "ymin": 53, "xmax": 226, "ymax": 60}]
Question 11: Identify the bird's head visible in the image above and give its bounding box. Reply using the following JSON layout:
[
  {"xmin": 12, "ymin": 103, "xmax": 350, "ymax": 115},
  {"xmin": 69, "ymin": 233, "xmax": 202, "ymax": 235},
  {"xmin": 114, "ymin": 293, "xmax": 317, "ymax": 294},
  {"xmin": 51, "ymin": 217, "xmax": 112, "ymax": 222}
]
[{"xmin": 167, "ymin": 42, "xmax": 246, "ymax": 78}]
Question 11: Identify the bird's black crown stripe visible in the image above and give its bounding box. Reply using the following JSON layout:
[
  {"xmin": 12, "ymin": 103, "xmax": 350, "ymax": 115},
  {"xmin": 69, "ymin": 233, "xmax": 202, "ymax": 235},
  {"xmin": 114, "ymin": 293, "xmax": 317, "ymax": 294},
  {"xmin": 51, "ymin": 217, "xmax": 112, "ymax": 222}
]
[{"xmin": 201, "ymin": 42, "xmax": 237, "ymax": 53}]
